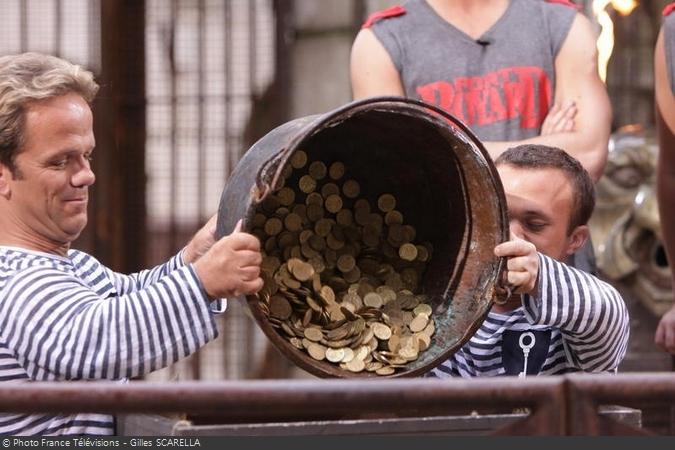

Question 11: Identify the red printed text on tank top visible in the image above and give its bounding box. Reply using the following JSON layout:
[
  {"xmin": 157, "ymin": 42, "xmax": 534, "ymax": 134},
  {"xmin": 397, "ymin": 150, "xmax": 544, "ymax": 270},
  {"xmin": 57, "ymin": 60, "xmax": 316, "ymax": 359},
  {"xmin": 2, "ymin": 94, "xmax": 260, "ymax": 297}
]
[{"xmin": 416, "ymin": 66, "xmax": 552, "ymax": 129}]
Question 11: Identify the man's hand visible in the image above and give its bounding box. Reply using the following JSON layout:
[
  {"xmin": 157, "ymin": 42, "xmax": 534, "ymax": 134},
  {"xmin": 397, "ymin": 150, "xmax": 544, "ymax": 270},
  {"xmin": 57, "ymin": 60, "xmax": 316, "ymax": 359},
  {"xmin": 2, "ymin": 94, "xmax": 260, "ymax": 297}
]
[
  {"xmin": 193, "ymin": 220, "xmax": 263, "ymax": 299},
  {"xmin": 494, "ymin": 235, "xmax": 540, "ymax": 296},
  {"xmin": 655, "ymin": 306, "xmax": 675, "ymax": 353},
  {"xmin": 540, "ymin": 101, "xmax": 577, "ymax": 136},
  {"xmin": 183, "ymin": 214, "xmax": 218, "ymax": 264}
]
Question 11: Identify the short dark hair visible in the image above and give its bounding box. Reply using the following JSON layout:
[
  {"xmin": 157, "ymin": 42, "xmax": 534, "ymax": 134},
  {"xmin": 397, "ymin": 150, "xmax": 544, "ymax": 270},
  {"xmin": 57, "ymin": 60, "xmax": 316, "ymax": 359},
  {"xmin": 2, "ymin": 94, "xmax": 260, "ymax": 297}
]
[{"xmin": 495, "ymin": 144, "xmax": 595, "ymax": 233}]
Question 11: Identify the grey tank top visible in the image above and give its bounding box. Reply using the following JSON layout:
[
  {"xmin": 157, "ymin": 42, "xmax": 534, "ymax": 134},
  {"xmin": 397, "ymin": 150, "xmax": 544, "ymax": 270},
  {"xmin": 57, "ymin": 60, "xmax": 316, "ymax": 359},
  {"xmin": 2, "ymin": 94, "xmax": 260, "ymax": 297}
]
[
  {"xmin": 370, "ymin": 0, "xmax": 576, "ymax": 142},
  {"xmin": 665, "ymin": 12, "xmax": 675, "ymax": 94}
]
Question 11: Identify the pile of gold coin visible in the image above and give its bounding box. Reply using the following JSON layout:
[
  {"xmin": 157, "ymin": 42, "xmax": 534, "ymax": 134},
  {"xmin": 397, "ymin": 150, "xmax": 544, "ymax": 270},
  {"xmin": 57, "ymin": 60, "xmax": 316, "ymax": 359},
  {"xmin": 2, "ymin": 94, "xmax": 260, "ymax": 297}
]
[{"xmin": 252, "ymin": 150, "xmax": 435, "ymax": 375}]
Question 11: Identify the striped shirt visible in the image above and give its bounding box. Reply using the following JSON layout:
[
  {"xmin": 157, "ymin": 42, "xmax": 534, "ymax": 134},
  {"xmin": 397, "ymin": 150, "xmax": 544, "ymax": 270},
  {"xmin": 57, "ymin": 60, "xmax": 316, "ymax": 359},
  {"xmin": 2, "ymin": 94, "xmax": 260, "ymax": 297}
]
[
  {"xmin": 429, "ymin": 253, "xmax": 629, "ymax": 378},
  {"xmin": 0, "ymin": 246, "xmax": 219, "ymax": 435}
]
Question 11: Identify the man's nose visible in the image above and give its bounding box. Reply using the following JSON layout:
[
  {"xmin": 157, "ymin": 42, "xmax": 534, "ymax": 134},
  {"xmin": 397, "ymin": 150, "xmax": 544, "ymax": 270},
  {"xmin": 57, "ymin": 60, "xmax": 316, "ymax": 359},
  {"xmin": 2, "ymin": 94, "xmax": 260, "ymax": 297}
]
[
  {"xmin": 71, "ymin": 160, "xmax": 96, "ymax": 187},
  {"xmin": 509, "ymin": 221, "xmax": 525, "ymax": 240}
]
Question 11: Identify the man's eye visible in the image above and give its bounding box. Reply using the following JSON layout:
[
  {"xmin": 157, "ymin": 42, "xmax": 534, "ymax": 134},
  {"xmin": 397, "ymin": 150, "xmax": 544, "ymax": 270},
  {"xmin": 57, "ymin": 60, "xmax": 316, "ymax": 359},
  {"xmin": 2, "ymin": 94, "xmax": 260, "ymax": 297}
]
[
  {"xmin": 51, "ymin": 159, "xmax": 68, "ymax": 168},
  {"xmin": 527, "ymin": 222, "xmax": 546, "ymax": 232}
]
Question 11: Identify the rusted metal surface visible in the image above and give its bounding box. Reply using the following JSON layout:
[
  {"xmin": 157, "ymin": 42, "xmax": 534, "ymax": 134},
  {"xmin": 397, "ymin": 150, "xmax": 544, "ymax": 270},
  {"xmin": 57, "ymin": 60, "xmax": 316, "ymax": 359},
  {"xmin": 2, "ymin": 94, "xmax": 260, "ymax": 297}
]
[
  {"xmin": 0, "ymin": 378, "xmax": 559, "ymax": 423},
  {"xmin": 216, "ymin": 97, "xmax": 509, "ymax": 378},
  {"xmin": 566, "ymin": 373, "xmax": 675, "ymax": 435},
  {"xmin": 2, "ymin": 376, "xmax": 668, "ymax": 435}
]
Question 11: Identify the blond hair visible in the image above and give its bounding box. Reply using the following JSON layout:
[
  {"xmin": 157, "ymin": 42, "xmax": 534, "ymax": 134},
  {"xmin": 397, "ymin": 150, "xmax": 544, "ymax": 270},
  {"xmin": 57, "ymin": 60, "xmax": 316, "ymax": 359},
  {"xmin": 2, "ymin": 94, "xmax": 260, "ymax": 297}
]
[{"xmin": 0, "ymin": 53, "xmax": 99, "ymax": 174}]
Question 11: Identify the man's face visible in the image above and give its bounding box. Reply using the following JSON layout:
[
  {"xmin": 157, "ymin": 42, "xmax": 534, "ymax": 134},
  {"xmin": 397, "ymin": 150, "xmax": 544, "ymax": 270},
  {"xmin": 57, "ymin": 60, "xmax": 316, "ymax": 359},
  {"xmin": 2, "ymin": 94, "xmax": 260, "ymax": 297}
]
[
  {"xmin": 497, "ymin": 164, "xmax": 581, "ymax": 261},
  {"xmin": 2, "ymin": 93, "xmax": 96, "ymax": 247}
]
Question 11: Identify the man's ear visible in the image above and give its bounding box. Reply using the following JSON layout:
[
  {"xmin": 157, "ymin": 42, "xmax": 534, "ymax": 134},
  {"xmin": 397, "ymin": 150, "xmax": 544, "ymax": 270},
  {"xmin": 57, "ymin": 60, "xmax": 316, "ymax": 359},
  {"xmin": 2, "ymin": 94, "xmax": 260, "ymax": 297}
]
[
  {"xmin": 0, "ymin": 163, "xmax": 12, "ymax": 198},
  {"xmin": 565, "ymin": 224, "xmax": 589, "ymax": 256}
]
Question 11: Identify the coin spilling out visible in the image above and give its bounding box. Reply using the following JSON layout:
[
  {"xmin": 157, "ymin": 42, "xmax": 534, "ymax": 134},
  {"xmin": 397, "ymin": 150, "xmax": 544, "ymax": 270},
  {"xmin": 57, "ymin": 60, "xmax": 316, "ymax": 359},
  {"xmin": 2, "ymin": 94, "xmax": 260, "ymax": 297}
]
[{"xmin": 253, "ymin": 149, "xmax": 435, "ymax": 375}]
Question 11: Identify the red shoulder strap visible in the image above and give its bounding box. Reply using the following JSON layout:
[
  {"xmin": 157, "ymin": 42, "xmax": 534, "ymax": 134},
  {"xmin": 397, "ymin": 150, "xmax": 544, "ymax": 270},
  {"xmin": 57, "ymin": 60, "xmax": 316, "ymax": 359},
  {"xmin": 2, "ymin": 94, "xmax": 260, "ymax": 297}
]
[
  {"xmin": 663, "ymin": 3, "xmax": 675, "ymax": 16},
  {"xmin": 545, "ymin": 0, "xmax": 582, "ymax": 10},
  {"xmin": 362, "ymin": 5, "xmax": 406, "ymax": 29}
]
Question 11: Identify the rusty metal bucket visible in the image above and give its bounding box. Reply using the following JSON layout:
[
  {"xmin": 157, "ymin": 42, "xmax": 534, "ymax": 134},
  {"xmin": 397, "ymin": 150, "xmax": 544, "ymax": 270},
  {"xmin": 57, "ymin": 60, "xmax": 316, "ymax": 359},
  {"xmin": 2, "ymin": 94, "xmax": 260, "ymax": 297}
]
[{"xmin": 216, "ymin": 97, "xmax": 508, "ymax": 378}]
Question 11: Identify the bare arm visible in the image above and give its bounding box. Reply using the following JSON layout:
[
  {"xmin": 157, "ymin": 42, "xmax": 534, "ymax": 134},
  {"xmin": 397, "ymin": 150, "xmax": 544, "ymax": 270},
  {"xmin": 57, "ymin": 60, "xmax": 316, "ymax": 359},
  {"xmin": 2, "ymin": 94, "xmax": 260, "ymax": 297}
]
[
  {"xmin": 350, "ymin": 28, "xmax": 405, "ymax": 99},
  {"xmin": 654, "ymin": 28, "xmax": 675, "ymax": 353},
  {"xmin": 484, "ymin": 14, "xmax": 612, "ymax": 182}
]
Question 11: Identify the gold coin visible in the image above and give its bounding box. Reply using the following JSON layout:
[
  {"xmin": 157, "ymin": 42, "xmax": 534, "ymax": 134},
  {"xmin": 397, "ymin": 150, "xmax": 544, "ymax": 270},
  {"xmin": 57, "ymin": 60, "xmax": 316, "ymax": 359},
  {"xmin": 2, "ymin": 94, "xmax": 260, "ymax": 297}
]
[
  {"xmin": 304, "ymin": 327, "xmax": 324, "ymax": 342},
  {"xmin": 290, "ymin": 150, "xmax": 308, "ymax": 169},
  {"xmin": 342, "ymin": 179, "xmax": 360, "ymax": 199},
  {"xmin": 252, "ymin": 213, "xmax": 267, "ymax": 228},
  {"xmin": 341, "ymin": 347, "xmax": 355, "ymax": 363},
  {"xmin": 346, "ymin": 358, "xmax": 365, "ymax": 372},
  {"xmin": 337, "ymin": 254, "xmax": 356, "ymax": 273},
  {"xmin": 308, "ymin": 343, "xmax": 327, "ymax": 360},
  {"xmin": 308, "ymin": 234, "xmax": 326, "ymax": 251},
  {"xmin": 354, "ymin": 345, "xmax": 370, "ymax": 361},
  {"xmin": 306, "ymin": 203, "xmax": 324, "ymax": 222},
  {"xmin": 398, "ymin": 243, "xmax": 418, "ymax": 261},
  {"xmin": 325, "ymin": 194, "xmax": 343, "ymax": 214},
  {"xmin": 314, "ymin": 218, "xmax": 333, "ymax": 237},
  {"xmin": 363, "ymin": 292, "xmax": 384, "ymax": 309},
  {"xmin": 413, "ymin": 304, "xmax": 432, "ymax": 316},
  {"xmin": 336, "ymin": 209, "xmax": 353, "ymax": 226},
  {"xmin": 384, "ymin": 210, "xmax": 403, "ymax": 226},
  {"xmin": 343, "ymin": 266, "xmax": 361, "ymax": 283},
  {"xmin": 284, "ymin": 213, "xmax": 303, "ymax": 232},
  {"xmin": 388, "ymin": 334, "xmax": 401, "ymax": 353},
  {"xmin": 409, "ymin": 314, "xmax": 429, "ymax": 333},
  {"xmin": 299, "ymin": 175, "xmax": 317, "ymax": 194},
  {"xmin": 375, "ymin": 366, "xmax": 395, "ymax": 376},
  {"xmin": 264, "ymin": 217, "xmax": 283, "ymax": 236},
  {"xmin": 416, "ymin": 245, "xmax": 430, "ymax": 262},
  {"xmin": 306, "ymin": 192, "xmax": 323, "ymax": 206},
  {"xmin": 329, "ymin": 161, "xmax": 345, "ymax": 180},
  {"xmin": 269, "ymin": 295, "xmax": 292, "ymax": 320},
  {"xmin": 288, "ymin": 258, "xmax": 315, "ymax": 282},
  {"xmin": 325, "ymin": 347, "xmax": 346, "ymax": 363},
  {"xmin": 372, "ymin": 322, "xmax": 392, "ymax": 340},
  {"xmin": 326, "ymin": 232, "xmax": 345, "ymax": 250},
  {"xmin": 321, "ymin": 183, "xmax": 340, "ymax": 198},
  {"xmin": 416, "ymin": 332, "xmax": 431, "ymax": 351},
  {"xmin": 377, "ymin": 194, "xmax": 396, "ymax": 212},
  {"xmin": 309, "ymin": 161, "xmax": 327, "ymax": 180},
  {"xmin": 320, "ymin": 285, "xmax": 336, "ymax": 303},
  {"xmin": 277, "ymin": 187, "xmax": 296, "ymax": 206}
]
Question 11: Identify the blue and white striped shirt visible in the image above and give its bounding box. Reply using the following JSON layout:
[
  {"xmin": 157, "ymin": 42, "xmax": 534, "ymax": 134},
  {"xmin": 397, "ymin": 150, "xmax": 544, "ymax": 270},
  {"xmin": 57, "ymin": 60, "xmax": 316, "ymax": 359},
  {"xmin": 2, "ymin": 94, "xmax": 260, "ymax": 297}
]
[
  {"xmin": 429, "ymin": 254, "xmax": 630, "ymax": 378},
  {"xmin": 0, "ymin": 246, "xmax": 219, "ymax": 435}
]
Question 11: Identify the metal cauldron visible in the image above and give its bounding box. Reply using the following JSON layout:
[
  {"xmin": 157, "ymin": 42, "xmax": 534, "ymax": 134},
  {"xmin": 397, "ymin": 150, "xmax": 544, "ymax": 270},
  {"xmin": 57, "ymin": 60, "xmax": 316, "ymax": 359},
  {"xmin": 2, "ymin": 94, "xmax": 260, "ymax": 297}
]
[{"xmin": 217, "ymin": 97, "xmax": 508, "ymax": 378}]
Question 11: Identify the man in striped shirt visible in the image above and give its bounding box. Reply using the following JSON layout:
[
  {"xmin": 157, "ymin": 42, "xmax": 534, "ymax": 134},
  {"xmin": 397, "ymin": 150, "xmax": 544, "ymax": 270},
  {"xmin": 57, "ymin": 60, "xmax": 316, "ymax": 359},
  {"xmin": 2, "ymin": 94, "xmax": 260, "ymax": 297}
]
[
  {"xmin": 429, "ymin": 145, "xmax": 629, "ymax": 378},
  {"xmin": 0, "ymin": 53, "xmax": 263, "ymax": 435}
]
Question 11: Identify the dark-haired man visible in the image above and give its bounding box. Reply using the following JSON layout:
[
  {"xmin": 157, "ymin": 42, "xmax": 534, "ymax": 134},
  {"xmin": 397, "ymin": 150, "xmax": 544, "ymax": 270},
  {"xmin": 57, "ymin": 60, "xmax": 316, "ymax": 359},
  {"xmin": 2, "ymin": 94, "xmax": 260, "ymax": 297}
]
[{"xmin": 429, "ymin": 145, "xmax": 629, "ymax": 377}]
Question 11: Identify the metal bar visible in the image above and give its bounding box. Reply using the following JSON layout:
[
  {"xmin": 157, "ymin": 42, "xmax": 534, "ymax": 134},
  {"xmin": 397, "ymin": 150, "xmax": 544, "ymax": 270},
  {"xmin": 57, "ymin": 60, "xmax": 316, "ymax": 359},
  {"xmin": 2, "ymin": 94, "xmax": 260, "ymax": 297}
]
[
  {"xmin": 55, "ymin": 0, "xmax": 63, "ymax": 56},
  {"xmin": 169, "ymin": 0, "xmax": 178, "ymax": 252},
  {"xmin": 568, "ymin": 373, "xmax": 675, "ymax": 405},
  {"xmin": 0, "ymin": 378, "xmax": 562, "ymax": 420},
  {"xmin": 20, "ymin": 0, "xmax": 28, "ymax": 52}
]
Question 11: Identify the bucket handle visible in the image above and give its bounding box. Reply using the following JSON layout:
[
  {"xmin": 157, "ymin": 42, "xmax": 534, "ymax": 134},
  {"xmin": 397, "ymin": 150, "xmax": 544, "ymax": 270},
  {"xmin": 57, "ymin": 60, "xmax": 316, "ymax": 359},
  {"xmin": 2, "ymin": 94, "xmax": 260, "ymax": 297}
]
[
  {"xmin": 252, "ymin": 146, "xmax": 293, "ymax": 203},
  {"xmin": 494, "ymin": 260, "xmax": 515, "ymax": 305}
]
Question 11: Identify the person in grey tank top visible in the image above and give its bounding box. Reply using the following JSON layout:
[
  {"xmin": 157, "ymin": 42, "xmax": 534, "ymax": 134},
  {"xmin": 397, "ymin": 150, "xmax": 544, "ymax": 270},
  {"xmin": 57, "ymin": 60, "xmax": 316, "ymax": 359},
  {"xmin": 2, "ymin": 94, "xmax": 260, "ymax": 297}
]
[
  {"xmin": 351, "ymin": 0, "xmax": 610, "ymax": 275},
  {"xmin": 655, "ymin": 3, "xmax": 675, "ymax": 354},
  {"xmin": 351, "ymin": 0, "xmax": 611, "ymax": 183}
]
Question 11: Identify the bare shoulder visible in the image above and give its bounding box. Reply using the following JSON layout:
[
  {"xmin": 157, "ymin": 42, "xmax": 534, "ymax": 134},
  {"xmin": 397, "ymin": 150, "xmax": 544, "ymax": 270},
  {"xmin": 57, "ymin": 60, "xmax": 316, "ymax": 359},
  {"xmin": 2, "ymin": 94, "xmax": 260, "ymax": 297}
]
[
  {"xmin": 350, "ymin": 28, "xmax": 403, "ymax": 98},
  {"xmin": 655, "ymin": 28, "xmax": 675, "ymax": 131}
]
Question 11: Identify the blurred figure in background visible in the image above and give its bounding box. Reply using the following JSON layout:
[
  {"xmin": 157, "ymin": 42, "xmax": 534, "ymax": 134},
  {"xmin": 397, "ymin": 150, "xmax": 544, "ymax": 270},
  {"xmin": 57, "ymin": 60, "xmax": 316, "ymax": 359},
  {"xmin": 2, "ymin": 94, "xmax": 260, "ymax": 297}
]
[
  {"xmin": 350, "ymin": 0, "xmax": 611, "ymax": 274},
  {"xmin": 655, "ymin": 3, "xmax": 675, "ymax": 354}
]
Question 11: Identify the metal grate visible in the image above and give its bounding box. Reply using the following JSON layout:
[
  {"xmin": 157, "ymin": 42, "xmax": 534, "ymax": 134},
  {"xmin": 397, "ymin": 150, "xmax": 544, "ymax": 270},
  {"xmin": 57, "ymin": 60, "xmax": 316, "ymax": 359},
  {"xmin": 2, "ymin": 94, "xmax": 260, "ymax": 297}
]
[{"xmin": 144, "ymin": 0, "xmax": 277, "ymax": 380}]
